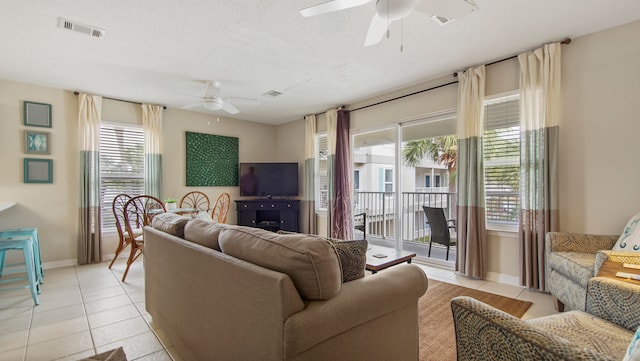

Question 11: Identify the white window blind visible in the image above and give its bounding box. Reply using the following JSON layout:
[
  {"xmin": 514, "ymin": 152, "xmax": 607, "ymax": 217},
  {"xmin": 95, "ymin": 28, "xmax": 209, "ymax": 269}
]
[
  {"xmin": 100, "ymin": 124, "xmax": 145, "ymax": 230},
  {"xmin": 315, "ymin": 134, "xmax": 329, "ymax": 210},
  {"xmin": 483, "ymin": 96, "xmax": 520, "ymax": 227}
]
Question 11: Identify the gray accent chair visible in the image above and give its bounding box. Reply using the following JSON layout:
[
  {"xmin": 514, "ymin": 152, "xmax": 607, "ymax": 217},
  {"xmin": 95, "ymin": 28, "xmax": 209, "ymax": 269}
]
[
  {"xmin": 545, "ymin": 232, "xmax": 640, "ymax": 311},
  {"xmin": 451, "ymin": 277, "xmax": 640, "ymax": 361}
]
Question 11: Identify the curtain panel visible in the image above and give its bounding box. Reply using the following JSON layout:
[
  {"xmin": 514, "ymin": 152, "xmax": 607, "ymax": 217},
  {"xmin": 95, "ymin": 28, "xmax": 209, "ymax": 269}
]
[
  {"xmin": 301, "ymin": 114, "xmax": 317, "ymax": 234},
  {"xmin": 77, "ymin": 93, "xmax": 103, "ymax": 265},
  {"xmin": 518, "ymin": 43, "xmax": 561, "ymax": 291},
  {"xmin": 331, "ymin": 110, "xmax": 354, "ymax": 240},
  {"xmin": 456, "ymin": 65, "xmax": 487, "ymax": 279},
  {"xmin": 326, "ymin": 109, "xmax": 338, "ymax": 237},
  {"xmin": 142, "ymin": 104, "xmax": 163, "ymax": 199}
]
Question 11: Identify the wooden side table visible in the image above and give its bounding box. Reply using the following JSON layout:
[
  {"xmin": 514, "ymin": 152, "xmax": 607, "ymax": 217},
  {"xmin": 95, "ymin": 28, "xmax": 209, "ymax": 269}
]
[{"xmin": 596, "ymin": 260, "xmax": 640, "ymax": 286}]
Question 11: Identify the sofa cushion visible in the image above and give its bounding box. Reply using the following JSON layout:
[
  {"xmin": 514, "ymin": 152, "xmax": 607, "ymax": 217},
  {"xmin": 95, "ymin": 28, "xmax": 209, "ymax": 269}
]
[
  {"xmin": 151, "ymin": 213, "xmax": 190, "ymax": 238},
  {"xmin": 219, "ymin": 226, "xmax": 342, "ymax": 300},
  {"xmin": 547, "ymin": 251, "xmax": 595, "ymax": 287},
  {"xmin": 183, "ymin": 218, "xmax": 225, "ymax": 251},
  {"xmin": 331, "ymin": 239, "xmax": 368, "ymax": 282},
  {"xmin": 613, "ymin": 213, "xmax": 640, "ymax": 251}
]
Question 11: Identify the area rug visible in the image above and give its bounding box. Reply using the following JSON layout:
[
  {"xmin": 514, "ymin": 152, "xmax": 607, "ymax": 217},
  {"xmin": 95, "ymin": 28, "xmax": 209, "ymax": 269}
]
[
  {"xmin": 419, "ymin": 279, "xmax": 533, "ymax": 361},
  {"xmin": 79, "ymin": 347, "xmax": 127, "ymax": 361}
]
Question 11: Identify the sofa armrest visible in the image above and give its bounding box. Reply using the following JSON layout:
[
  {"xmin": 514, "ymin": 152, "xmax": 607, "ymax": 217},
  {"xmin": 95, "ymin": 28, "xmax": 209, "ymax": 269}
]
[
  {"xmin": 545, "ymin": 232, "xmax": 618, "ymax": 253},
  {"xmin": 283, "ymin": 264, "xmax": 427, "ymax": 357},
  {"xmin": 450, "ymin": 296, "xmax": 614, "ymax": 361},
  {"xmin": 586, "ymin": 277, "xmax": 640, "ymax": 331}
]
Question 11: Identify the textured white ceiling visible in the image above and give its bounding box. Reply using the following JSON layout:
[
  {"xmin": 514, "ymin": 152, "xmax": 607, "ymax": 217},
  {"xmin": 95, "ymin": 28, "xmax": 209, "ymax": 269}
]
[{"xmin": 1, "ymin": 0, "xmax": 639, "ymax": 125}]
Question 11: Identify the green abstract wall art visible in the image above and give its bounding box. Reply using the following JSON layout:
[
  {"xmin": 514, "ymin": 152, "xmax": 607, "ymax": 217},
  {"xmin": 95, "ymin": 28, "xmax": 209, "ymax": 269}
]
[{"xmin": 185, "ymin": 131, "xmax": 239, "ymax": 186}]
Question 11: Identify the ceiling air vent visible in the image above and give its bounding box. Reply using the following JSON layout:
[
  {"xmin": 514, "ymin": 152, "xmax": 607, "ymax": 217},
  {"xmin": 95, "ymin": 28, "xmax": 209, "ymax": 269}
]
[
  {"xmin": 431, "ymin": 15, "xmax": 454, "ymax": 26},
  {"xmin": 58, "ymin": 17, "xmax": 106, "ymax": 38},
  {"xmin": 262, "ymin": 90, "xmax": 283, "ymax": 98}
]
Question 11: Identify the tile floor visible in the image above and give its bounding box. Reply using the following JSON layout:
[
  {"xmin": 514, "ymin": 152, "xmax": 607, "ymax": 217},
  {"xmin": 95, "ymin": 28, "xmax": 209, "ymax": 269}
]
[{"xmin": 0, "ymin": 257, "xmax": 557, "ymax": 361}]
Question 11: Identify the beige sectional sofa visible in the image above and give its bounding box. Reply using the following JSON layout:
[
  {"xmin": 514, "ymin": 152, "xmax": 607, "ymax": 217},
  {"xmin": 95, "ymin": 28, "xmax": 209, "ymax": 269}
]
[{"xmin": 144, "ymin": 213, "xmax": 428, "ymax": 361}]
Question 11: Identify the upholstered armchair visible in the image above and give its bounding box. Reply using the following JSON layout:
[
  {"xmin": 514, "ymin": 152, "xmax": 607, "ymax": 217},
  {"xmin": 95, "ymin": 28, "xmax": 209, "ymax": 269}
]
[
  {"xmin": 545, "ymin": 232, "xmax": 618, "ymax": 311},
  {"xmin": 451, "ymin": 277, "xmax": 640, "ymax": 361}
]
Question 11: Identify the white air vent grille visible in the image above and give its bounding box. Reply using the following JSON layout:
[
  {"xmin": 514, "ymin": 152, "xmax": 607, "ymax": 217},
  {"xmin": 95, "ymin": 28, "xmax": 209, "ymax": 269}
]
[
  {"xmin": 58, "ymin": 17, "xmax": 106, "ymax": 38},
  {"xmin": 262, "ymin": 90, "xmax": 282, "ymax": 98},
  {"xmin": 431, "ymin": 15, "xmax": 454, "ymax": 25}
]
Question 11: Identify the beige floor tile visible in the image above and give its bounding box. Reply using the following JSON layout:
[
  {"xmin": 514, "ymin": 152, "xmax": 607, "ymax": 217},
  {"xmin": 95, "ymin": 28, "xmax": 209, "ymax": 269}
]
[
  {"xmin": 135, "ymin": 349, "xmax": 173, "ymax": 361},
  {"xmin": 0, "ymin": 314, "xmax": 31, "ymax": 335},
  {"xmin": 96, "ymin": 331, "xmax": 163, "ymax": 360},
  {"xmin": 0, "ymin": 306, "xmax": 31, "ymax": 320},
  {"xmin": 30, "ymin": 304, "xmax": 85, "ymax": 328},
  {"xmin": 0, "ymin": 346, "xmax": 25, "ymax": 361},
  {"xmin": 0, "ymin": 330, "xmax": 28, "ymax": 353},
  {"xmin": 81, "ymin": 285, "xmax": 126, "ymax": 303},
  {"xmin": 32, "ymin": 289, "xmax": 83, "ymax": 314},
  {"xmin": 88, "ymin": 304, "xmax": 141, "ymax": 329},
  {"xmin": 25, "ymin": 331, "xmax": 93, "ymax": 361},
  {"xmin": 84, "ymin": 294, "xmax": 133, "ymax": 315},
  {"xmin": 78, "ymin": 278, "xmax": 121, "ymax": 292},
  {"xmin": 53, "ymin": 349, "xmax": 96, "ymax": 361},
  {"xmin": 92, "ymin": 317, "xmax": 151, "ymax": 347},
  {"xmin": 28, "ymin": 317, "xmax": 89, "ymax": 345},
  {"xmin": 475, "ymin": 280, "xmax": 524, "ymax": 299},
  {"xmin": 0, "ymin": 293, "xmax": 36, "ymax": 309}
]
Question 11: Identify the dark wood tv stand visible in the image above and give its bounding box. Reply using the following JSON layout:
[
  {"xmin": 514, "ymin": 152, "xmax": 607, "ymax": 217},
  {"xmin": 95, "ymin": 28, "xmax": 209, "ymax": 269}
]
[{"xmin": 235, "ymin": 199, "xmax": 300, "ymax": 232}]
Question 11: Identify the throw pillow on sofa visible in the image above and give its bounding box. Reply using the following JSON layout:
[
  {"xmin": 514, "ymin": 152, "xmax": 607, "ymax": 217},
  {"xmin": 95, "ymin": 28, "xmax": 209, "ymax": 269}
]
[
  {"xmin": 151, "ymin": 213, "xmax": 190, "ymax": 238},
  {"xmin": 219, "ymin": 226, "xmax": 342, "ymax": 300},
  {"xmin": 613, "ymin": 212, "xmax": 640, "ymax": 251},
  {"xmin": 183, "ymin": 218, "xmax": 226, "ymax": 251},
  {"xmin": 331, "ymin": 239, "xmax": 368, "ymax": 282}
]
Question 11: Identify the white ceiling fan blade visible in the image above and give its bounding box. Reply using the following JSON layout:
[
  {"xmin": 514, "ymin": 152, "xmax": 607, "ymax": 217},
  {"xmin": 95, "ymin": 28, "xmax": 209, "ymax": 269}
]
[
  {"xmin": 221, "ymin": 101, "xmax": 239, "ymax": 115},
  {"xmin": 414, "ymin": 0, "xmax": 477, "ymax": 19},
  {"xmin": 364, "ymin": 13, "xmax": 389, "ymax": 47},
  {"xmin": 300, "ymin": 0, "xmax": 372, "ymax": 17}
]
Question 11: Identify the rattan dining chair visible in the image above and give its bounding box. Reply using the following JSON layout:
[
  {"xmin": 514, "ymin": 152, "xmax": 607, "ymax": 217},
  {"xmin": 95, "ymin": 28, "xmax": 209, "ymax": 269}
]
[
  {"xmin": 211, "ymin": 192, "xmax": 231, "ymax": 223},
  {"xmin": 121, "ymin": 195, "xmax": 166, "ymax": 282},
  {"xmin": 179, "ymin": 191, "xmax": 210, "ymax": 212},
  {"xmin": 108, "ymin": 194, "xmax": 134, "ymax": 269}
]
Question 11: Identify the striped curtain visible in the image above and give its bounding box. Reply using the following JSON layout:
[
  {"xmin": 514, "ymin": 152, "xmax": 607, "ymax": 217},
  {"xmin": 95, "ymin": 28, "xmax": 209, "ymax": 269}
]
[
  {"xmin": 332, "ymin": 110, "xmax": 354, "ymax": 240},
  {"xmin": 78, "ymin": 93, "xmax": 103, "ymax": 265},
  {"xmin": 456, "ymin": 65, "xmax": 487, "ymax": 279},
  {"xmin": 326, "ymin": 109, "xmax": 337, "ymax": 237},
  {"xmin": 301, "ymin": 114, "xmax": 317, "ymax": 234},
  {"xmin": 519, "ymin": 43, "xmax": 561, "ymax": 291},
  {"xmin": 142, "ymin": 104, "xmax": 163, "ymax": 199}
]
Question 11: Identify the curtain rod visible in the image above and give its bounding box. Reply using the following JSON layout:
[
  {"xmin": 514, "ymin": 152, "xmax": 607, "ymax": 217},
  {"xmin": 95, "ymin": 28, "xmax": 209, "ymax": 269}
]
[
  {"xmin": 73, "ymin": 91, "xmax": 167, "ymax": 109},
  {"xmin": 453, "ymin": 38, "xmax": 572, "ymax": 77}
]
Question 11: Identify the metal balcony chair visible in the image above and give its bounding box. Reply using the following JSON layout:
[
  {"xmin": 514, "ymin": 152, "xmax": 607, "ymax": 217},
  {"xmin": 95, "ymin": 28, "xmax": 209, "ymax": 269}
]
[
  {"xmin": 354, "ymin": 212, "xmax": 367, "ymax": 240},
  {"xmin": 423, "ymin": 206, "xmax": 456, "ymax": 261},
  {"xmin": 121, "ymin": 195, "xmax": 166, "ymax": 282}
]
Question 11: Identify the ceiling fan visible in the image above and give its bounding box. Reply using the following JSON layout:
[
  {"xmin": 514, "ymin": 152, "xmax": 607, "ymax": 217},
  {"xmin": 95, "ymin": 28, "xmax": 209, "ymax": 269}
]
[
  {"xmin": 182, "ymin": 80, "xmax": 258, "ymax": 115},
  {"xmin": 300, "ymin": 0, "xmax": 478, "ymax": 46}
]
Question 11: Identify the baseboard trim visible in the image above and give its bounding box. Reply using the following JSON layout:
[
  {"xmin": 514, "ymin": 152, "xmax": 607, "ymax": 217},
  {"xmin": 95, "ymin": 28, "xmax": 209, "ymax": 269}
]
[
  {"xmin": 486, "ymin": 271, "xmax": 521, "ymax": 287},
  {"xmin": 42, "ymin": 253, "xmax": 116, "ymax": 270}
]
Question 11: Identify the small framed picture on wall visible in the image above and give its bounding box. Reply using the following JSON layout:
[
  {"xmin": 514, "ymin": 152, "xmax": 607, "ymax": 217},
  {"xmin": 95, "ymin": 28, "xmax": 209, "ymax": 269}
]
[
  {"xmin": 24, "ymin": 130, "xmax": 50, "ymax": 155},
  {"xmin": 24, "ymin": 101, "xmax": 52, "ymax": 128},
  {"xmin": 24, "ymin": 158, "xmax": 53, "ymax": 184}
]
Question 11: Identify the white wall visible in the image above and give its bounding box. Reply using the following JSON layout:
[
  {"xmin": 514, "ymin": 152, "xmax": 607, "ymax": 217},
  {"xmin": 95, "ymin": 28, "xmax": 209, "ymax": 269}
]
[
  {"xmin": 0, "ymin": 80, "xmax": 279, "ymax": 265},
  {"xmin": 303, "ymin": 20, "xmax": 640, "ymax": 280}
]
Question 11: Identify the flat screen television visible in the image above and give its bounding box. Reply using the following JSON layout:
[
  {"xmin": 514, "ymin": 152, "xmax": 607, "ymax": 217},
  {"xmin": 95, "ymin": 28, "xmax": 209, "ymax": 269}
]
[{"xmin": 239, "ymin": 162, "xmax": 299, "ymax": 197}]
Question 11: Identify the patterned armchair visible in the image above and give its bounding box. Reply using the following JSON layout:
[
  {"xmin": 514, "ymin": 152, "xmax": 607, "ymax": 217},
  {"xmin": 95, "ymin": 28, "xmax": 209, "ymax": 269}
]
[
  {"xmin": 545, "ymin": 232, "xmax": 640, "ymax": 311},
  {"xmin": 451, "ymin": 277, "xmax": 640, "ymax": 361}
]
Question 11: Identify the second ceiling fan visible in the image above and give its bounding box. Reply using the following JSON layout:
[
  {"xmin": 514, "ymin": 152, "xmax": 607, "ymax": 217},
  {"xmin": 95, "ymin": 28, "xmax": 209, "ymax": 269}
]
[{"xmin": 300, "ymin": 0, "xmax": 478, "ymax": 46}]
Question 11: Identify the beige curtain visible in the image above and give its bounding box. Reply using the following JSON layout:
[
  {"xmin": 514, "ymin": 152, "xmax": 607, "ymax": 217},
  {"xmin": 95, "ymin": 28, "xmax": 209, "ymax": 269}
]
[
  {"xmin": 301, "ymin": 114, "xmax": 317, "ymax": 234},
  {"xmin": 456, "ymin": 65, "xmax": 487, "ymax": 278},
  {"xmin": 142, "ymin": 104, "xmax": 163, "ymax": 199},
  {"xmin": 519, "ymin": 43, "xmax": 561, "ymax": 291},
  {"xmin": 326, "ymin": 108, "xmax": 338, "ymax": 237},
  {"xmin": 78, "ymin": 93, "xmax": 103, "ymax": 265}
]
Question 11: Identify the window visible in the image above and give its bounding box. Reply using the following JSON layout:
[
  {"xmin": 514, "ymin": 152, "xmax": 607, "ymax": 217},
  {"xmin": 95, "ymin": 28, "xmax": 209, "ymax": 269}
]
[
  {"xmin": 434, "ymin": 175, "xmax": 441, "ymax": 188},
  {"xmin": 483, "ymin": 95, "xmax": 520, "ymax": 228},
  {"xmin": 425, "ymin": 175, "xmax": 431, "ymax": 187},
  {"xmin": 353, "ymin": 169, "xmax": 360, "ymax": 191},
  {"xmin": 315, "ymin": 134, "xmax": 328, "ymax": 210},
  {"xmin": 100, "ymin": 124, "xmax": 145, "ymax": 230},
  {"xmin": 384, "ymin": 168, "xmax": 393, "ymax": 192}
]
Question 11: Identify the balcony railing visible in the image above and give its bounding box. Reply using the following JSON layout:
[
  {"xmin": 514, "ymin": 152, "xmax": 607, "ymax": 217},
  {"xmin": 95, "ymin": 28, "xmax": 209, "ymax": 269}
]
[{"xmin": 353, "ymin": 191, "xmax": 457, "ymax": 243}]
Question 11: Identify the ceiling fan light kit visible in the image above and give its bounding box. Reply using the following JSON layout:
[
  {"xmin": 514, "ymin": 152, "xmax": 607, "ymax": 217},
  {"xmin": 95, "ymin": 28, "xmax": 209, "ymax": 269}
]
[{"xmin": 182, "ymin": 80, "xmax": 253, "ymax": 115}]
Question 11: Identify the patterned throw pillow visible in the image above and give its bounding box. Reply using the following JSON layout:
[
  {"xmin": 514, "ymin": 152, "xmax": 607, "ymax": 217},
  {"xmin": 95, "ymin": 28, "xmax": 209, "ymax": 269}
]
[
  {"xmin": 623, "ymin": 326, "xmax": 640, "ymax": 361},
  {"xmin": 613, "ymin": 213, "xmax": 640, "ymax": 251},
  {"xmin": 331, "ymin": 239, "xmax": 368, "ymax": 282}
]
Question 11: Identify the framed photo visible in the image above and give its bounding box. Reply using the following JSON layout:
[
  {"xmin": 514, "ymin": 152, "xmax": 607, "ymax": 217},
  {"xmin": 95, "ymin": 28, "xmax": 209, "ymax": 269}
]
[
  {"xmin": 24, "ymin": 158, "xmax": 53, "ymax": 184},
  {"xmin": 24, "ymin": 101, "xmax": 52, "ymax": 128},
  {"xmin": 24, "ymin": 130, "xmax": 50, "ymax": 155}
]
